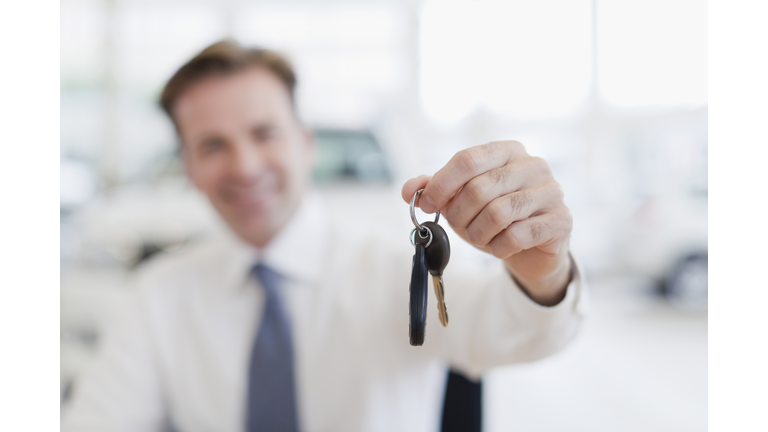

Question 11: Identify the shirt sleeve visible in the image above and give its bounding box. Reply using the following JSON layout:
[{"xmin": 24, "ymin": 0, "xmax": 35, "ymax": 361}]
[
  {"xmin": 61, "ymin": 277, "xmax": 169, "ymax": 432},
  {"xmin": 438, "ymin": 252, "xmax": 588, "ymax": 380}
]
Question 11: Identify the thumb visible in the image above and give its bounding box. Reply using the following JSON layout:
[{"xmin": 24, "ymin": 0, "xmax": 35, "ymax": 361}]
[{"xmin": 400, "ymin": 175, "xmax": 432, "ymax": 205}]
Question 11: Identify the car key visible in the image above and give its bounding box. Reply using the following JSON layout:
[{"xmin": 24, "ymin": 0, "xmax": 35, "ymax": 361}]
[
  {"xmin": 414, "ymin": 223, "xmax": 449, "ymax": 327},
  {"xmin": 409, "ymin": 234, "xmax": 429, "ymax": 346},
  {"xmin": 421, "ymin": 221, "xmax": 450, "ymax": 327},
  {"xmin": 408, "ymin": 188, "xmax": 448, "ymax": 345}
]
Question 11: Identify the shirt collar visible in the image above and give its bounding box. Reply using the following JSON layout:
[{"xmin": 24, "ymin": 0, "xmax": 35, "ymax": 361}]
[{"xmin": 219, "ymin": 191, "xmax": 329, "ymax": 291}]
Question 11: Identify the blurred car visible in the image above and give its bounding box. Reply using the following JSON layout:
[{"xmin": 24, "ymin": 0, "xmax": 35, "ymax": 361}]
[
  {"xmin": 617, "ymin": 192, "xmax": 708, "ymax": 310},
  {"xmin": 313, "ymin": 128, "xmax": 392, "ymax": 184}
]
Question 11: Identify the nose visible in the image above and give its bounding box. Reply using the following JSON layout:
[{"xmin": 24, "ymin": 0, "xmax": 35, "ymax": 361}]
[{"xmin": 227, "ymin": 139, "xmax": 266, "ymax": 183}]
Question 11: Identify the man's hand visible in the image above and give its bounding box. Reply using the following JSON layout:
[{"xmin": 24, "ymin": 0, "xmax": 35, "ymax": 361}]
[{"xmin": 401, "ymin": 141, "xmax": 573, "ymax": 306}]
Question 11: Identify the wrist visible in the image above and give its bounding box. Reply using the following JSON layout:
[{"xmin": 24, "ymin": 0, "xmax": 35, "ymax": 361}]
[{"xmin": 506, "ymin": 253, "xmax": 573, "ymax": 306}]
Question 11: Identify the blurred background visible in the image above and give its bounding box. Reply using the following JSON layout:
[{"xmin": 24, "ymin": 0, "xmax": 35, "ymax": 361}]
[{"xmin": 60, "ymin": 0, "xmax": 707, "ymax": 430}]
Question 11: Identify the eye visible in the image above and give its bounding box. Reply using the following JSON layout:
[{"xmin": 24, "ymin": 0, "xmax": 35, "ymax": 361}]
[
  {"xmin": 252, "ymin": 126, "xmax": 279, "ymax": 143},
  {"xmin": 200, "ymin": 137, "xmax": 226, "ymax": 155}
]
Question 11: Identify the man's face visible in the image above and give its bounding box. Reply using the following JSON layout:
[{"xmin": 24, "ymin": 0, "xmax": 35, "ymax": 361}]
[{"xmin": 174, "ymin": 67, "xmax": 314, "ymax": 247}]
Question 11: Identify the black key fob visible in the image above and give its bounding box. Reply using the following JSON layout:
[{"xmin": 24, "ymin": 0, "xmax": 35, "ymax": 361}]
[
  {"xmin": 409, "ymin": 242, "xmax": 428, "ymax": 346},
  {"xmin": 422, "ymin": 221, "xmax": 450, "ymax": 276}
]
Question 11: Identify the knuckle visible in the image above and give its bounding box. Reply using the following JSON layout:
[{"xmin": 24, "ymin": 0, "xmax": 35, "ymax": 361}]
[
  {"xmin": 486, "ymin": 200, "xmax": 508, "ymax": 227},
  {"xmin": 484, "ymin": 140, "xmax": 501, "ymax": 152},
  {"xmin": 508, "ymin": 190, "xmax": 532, "ymax": 216},
  {"xmin": 529, "ymin": 220, "xmax": 548, "ymax": 244},
  {"xmin": 488, "ymin": 166, "xmax": 511, "ymax": 188},
  {"xmin": 508, "ymin": 140, "xmax": 525, "ymax": 153},
  {"xmin": 482, "ymin": 141, "xmax": 507, "ymax": 163},
  {"xmin": 463, "ymin": 177, "xmax": 486, "ymax": 202},
  {"xmin": 456, "ymin": 149, "xmax": 481, "ymax": 174},
  {"xmin": 537, "ymin": 157, "xmax": 553, "ymax": 176}
]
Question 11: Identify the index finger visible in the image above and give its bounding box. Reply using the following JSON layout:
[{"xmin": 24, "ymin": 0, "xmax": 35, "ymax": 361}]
[
  {"xmin": 401, "ymin": 175, "xmax": 432, "ymax": 204},
  {"xmin": 420, "ymin": 141, "xmax": 522, "ymax": 213}
]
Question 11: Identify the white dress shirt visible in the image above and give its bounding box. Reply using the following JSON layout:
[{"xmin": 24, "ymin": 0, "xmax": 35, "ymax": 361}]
[{"xmin": 62, "ymin": 193, "xmax": 587, "ymax": 432}]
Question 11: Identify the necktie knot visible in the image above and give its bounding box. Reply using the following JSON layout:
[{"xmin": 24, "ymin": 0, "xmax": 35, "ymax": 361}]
[{"xmin": 251, "ymin": 263, "xmax": 282, "ymax": 297}]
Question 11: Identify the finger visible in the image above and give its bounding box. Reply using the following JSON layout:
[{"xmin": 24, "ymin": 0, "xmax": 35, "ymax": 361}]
[
  {"xmin": 463, "ymin": 183, "xmax": 563, "ymax": 247},
  {"xmin": 401, "ymin": 175, "xmax": 432, "ymax": 204},
  {"xmin": 420, "ymin": 141, "xmax": 525, "ymax": 213},
  {"xmin": 442, "ymin": 157, "xmax": 553, "ymax": 229},
  {"xmin": 486, "ymin": 210, "xmax": 572, "ymax": 260}
]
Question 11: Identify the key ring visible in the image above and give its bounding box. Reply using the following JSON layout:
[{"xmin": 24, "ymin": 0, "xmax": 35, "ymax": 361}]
[
  {"xmin": 410, "ymin": 189, "xmax": 440, "ymax": 233},
  {"xmin": 410, "ymin": 226, "xmax": 433, "ymax": 248}
]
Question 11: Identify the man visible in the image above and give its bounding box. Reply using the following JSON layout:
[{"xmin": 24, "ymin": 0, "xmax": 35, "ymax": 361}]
[{"xmin": 62, "ymin": 40, "xmax": 586, "ymax": 432}]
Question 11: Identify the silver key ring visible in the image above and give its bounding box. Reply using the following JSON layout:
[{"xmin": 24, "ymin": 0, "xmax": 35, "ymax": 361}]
[
  {"xmin": 410, "ymin": 226, "xmax": 433, "ymax": 248},
  {"xmin": 410, "ymin": 189, "xmax": 440, "ymax": 232}
]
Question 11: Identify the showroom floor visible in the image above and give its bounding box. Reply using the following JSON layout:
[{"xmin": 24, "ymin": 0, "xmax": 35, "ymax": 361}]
[{"xmin": 484, "ymin": 275, "xmax": 707, "ymax": 432}]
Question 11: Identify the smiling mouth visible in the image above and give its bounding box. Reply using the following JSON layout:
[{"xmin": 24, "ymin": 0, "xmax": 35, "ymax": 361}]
[
  {"xmin": 222, "ymin": 181, "xmax": 281, "ymax": 212},
  {"xmin": 229, "ymin": 189, "xmax": 275, "ymax": 208}
]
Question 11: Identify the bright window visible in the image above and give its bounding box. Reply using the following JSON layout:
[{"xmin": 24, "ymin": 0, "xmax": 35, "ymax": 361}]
[
  {"xmin": 597, "ymin": 0, "xmax": 707, "ymax": 109},
  {"xmin": 420, "ymin": 0, "xmax": 593, "ymax": 123}
]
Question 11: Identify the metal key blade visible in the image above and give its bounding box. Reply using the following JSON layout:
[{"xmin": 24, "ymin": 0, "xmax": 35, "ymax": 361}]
[
  {"xmin": 432, "ymin": 274, "xmax": 449, "ymax": 326},
  {"xmin": 422, "ymin": 221, "xmax": 451, "ymax": 328}
]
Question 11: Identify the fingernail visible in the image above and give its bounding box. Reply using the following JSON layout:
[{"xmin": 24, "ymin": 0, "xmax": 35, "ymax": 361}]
[{"xmin": 421, "ymin": 195, "xmax": 435, "ymax": 213}]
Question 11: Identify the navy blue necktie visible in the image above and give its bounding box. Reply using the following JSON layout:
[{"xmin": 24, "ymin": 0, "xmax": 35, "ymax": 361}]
[{"xmin": 247, "ymin": 264, "xmax": 299, "ymax": 432}]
